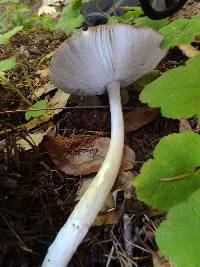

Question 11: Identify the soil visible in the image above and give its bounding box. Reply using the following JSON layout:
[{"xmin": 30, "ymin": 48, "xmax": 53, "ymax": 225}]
[{"xmin": 0, "ymin": 2, "xmax": 199, "ymax": 267}]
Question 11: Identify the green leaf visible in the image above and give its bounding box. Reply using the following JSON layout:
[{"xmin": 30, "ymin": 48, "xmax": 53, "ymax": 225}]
[
  {"xmin": 56, "ymin": 0, "xmax": 84, "ymax": 34},
  {"xmin": 41, "ymin": 16, "xmax": 56, "ymax": 32},
  {"xmin": 25, "ymin": 100, "xmax": 47, "ymax": 121},
  {"xmin": 156, "ymin": 189, "xmax": 200, "ymax": 267},
  {"xmin": 0, "ymin": 26, "xmax": 23, "ymax": 45},
  {"xmin": 140, "ymin": 55, "xmax": 200, "ymax": 120},
  {"xmin": 0, "ymin": 56, "xmax": 16, "ymax": 72},
  {"xmin": 0, "ymin": 0, "xmax": 19, "ymax": 3},
  {"xmin": 0, "ymin": 0, "xmax": 19, "ymax": 5},
  {"xmin": 120, "ymin": 6, "xmax": 141, "ymax": 11},
  {"xmin": 123, "ymin": 7, "xmax": 143, "ymax": 19},
  {"xmin": 135, "ymin": 17, "xmax": 167, "ymax": 30},
  {"xmin": 160, "ymin": 17, "xmax": 200, "ymax": 48},
  {"xmin": 108, "ymin": 16, "xmax": 123, "ymax": 24},
  {"xmin": 134, "ymin": 131, "xmax": 200, "ymax": 211}
]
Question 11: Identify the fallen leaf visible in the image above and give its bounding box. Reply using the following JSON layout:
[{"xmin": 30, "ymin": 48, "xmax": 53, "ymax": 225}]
[
  {"xmin": 42, "ymin": 0, "xmax": 65, "ymax": 6},
  {"xmin": 179, "ymin": 44, "xmax": 200, "ymax": 58},
  {"xmin": 76, "ymin": 178, "xmax": 115, "ymax": 212},
  {"xmin": 113, "ymin": 171, "xmax": 135, "ymax": 201},
  {"xmin": 179, "ymin": 119, "xmax": 192, "ymax": 133},
  {"xmin": 17, "ymin": 127, "xmax": 52, "ymax": 150},
  {"xmin": 43, "ymin": 136, "xmax": 135, "ymax": 176},
  {"xmin": 76, "ymin": 178, "xmax": 93, "ymax": 201},
  {"xmin": 153, "ymin": 252, "xmax": 175, "ymax": 267},
  {"xmin": 36, "ymin": 68, "xmax": 50, "ymax": 81},
  {"xmin": 25, "ymin": 89, "xmax": 70, "ymax": 130},
  {"xmin": 94, "ymin": 211, "xmax": 118, "ymax": 226},
  {"xmin": 124, "ymin": 108, "xmax": 159, "ymax": 132},
  {"xmin": 38, "ymin": 5, "xmax": 58, "ymax": 16},
  {"xmin": 47, "ymin": 89, "xmax": 70, "ymax": 115},
  {"xmin": 76, "ymin": 171, "xmax": 134, "ymax": 212},
  {"xmin": 33, "ymin": 82, "xmax": 57, "ymax": 99}
]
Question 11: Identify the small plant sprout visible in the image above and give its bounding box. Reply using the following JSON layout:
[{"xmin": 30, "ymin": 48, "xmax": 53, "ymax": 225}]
[{"xmin": 42, "ymin": 24, "xmax": 166, "ymax": 267}]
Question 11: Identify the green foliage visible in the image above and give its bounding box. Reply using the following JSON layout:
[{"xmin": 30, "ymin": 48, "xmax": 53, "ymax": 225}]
[
  {"xmin": 0, "ymin": 1, "xmax": 56, "ymax": 31},
  {"xmin": 108, "ymin": 16, "xmax": 124, "ymax": 24},
  {"xmin": 134, "ymin": 131, "xmax": 200, "ymax": 211},
  {"xmin": 135, "ymin": 16, "xmax": 167, "ymax": 30},
  {"xmin": 160, "ymin": 17, "xmax": 200, "ymax": 48},
  {"xmin": 156, "ymin": 189, "xmax": 200, "ymax": 267},
  {"xmin": 122, "ymin": 7, "xmax": 143, "ymax": 19},
  {"xmin": 0, "ymin": 26, "xmax": 23, "ymax": 44},
  {"xmin": 140, "ymin": 55, "xmax": 200, "ymax": 120},
  {"xmin": 56, "ymin": 0, "xmax": 89, "ymax": 33},
  {"xmin": 0, "ymin": 56, "xmax": 16, "ymax": 71},
  {"xmin": 41, "ymin": 16, "xmax": 57, "ymax": 32},
  {"xmin": 25, "ymin": 100, "xmax": 47, "ymax": 121},
  {"xmin": 134, "ymin": 15, "xmax": 200, "ymax": 48},
  {"xmin": 0, "ymin": 0, "xmax": 19, "ymax": 4}
]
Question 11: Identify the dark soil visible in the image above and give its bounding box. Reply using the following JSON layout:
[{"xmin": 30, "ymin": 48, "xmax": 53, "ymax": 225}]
[{"xmin": 0, "ymin": 16, "xmax": 196, "ymax": 267}]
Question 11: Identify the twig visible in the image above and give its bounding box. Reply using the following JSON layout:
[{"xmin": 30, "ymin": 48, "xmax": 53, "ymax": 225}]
[
  {"xmin": 123, "ymin": 214, "xmax": 133, "ymax": 258},
  {"xmin": 0, "ymin": 106, "xmax": 157, "ymax": 114},
  {"xmin": 106, "ymin": 245, "xmax": 115, "ymax": 267}
]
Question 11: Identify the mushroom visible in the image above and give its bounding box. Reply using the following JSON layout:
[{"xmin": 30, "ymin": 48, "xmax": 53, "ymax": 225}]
[{"xmin": 42, "ymin": 24, "xmax": 166, "ymax": 267}]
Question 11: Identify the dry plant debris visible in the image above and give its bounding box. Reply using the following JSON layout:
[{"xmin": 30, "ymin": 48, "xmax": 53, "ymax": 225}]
[{"xmin": 43, "ymin": 135, "xmax": 135, "ymax": 176}]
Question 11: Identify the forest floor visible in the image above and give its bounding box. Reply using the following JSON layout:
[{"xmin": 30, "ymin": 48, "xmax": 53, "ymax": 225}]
[{"xmin": 0, "ymin": 1, "xmax": 200, "ymax": 267}]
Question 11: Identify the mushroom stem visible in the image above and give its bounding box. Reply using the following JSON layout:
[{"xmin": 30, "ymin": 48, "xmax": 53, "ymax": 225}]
[{"xmin": 42, "ymin": 81, "xmax": 124, "ymax": 267}]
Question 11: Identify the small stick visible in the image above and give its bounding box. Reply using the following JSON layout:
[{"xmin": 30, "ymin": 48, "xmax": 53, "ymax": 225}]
[
  {"xmin": 123, "ymin": 214, "xmax": 133, "ymax": 258},
  {"xmin": 160, "ymin": 173, "xmax": 189, "ymax": 182},
  {"xmin": 0, "ymin": 106, "xmax": 156, "ymax": 114}
]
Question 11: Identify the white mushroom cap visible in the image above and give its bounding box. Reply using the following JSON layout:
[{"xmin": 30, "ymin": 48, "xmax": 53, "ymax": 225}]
[{"xmin": 50, "ymin": 24, "xmax": 166, "ymax": 96}]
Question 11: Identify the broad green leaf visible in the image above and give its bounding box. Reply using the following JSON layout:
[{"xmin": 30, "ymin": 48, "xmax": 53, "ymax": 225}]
[
  {"xmin": 186, "ymin": 54, "xmax": 200, "ymax": 69},
  {"xmin": 135, "ymin": 17, "xmax": 166, "ymax": 30},
  {"xmin": 160, "ymin": 17, "xmax": 200, "ymax": 48},
  {"xmin": 0, "ymin": 26, "xmax": 23, "ymax": 45},
  {"xmin": 25, "ymin": 100, "xmax": 47, "ymax": 121},
  {"xmin": 0, "ymin": 56, "xmax": 16, "ymax": 72},
  {"xmin": 140, "ymin": 55, "xmax": 200, "ymax": 120},
  {"xmin": 134, "ymin": 131, "xmax": 200, "ymax": 211},
  {"xmin": 56, "ymin": 0, "xmax": 84, "ymax": 34},
  {"xmin": 156, "ymin": 189, "xmax": 200, "ymax": 267}
]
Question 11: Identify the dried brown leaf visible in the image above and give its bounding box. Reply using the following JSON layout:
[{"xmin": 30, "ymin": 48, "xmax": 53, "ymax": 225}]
[
  {"xmin": 179, "ymin": 119, "xmax": 192, "ymax": 133},
  {"xmin": 94, "ymin": 211, "xmax": 118, "ymax": 226},
  {"xmin": 153, "ymin": 252, "xmax": 175, "ymax": 267},
  {"xmin": 43, "ymin": 136, "xmax": 135, "ymax": 176},
  {"xmin": 124, "ymin": 108, "xmax": 159, "ymax": 132}
]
